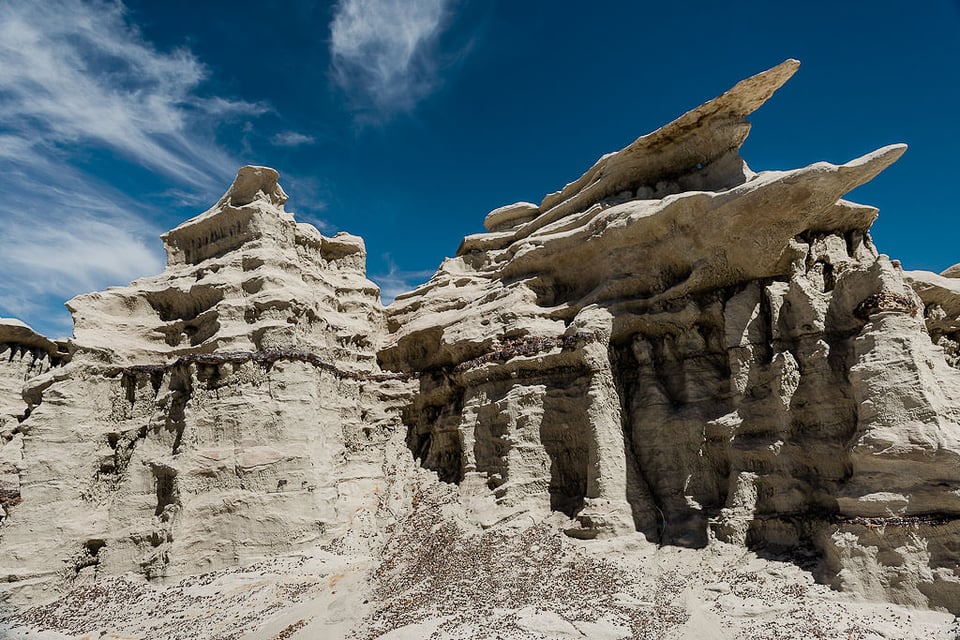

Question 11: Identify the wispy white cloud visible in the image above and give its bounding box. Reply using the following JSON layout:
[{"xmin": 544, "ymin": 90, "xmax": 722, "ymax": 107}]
[
  {"xmin": 370, "ymin": 259, "xmax": 435, "ymax": 304},
  {"xmin": 330, "ymin": 0, "xmax": 453, "ymax": 118},
  {"xmin": 0, "ymin": 0, "xmax": 265, "ymax": 189},
  {"xmin": 0, "ymin": 162, "xmax": 165, "ymax": 337},
  {"xmin": 271, "ymin": 131, "xmax": 316, "ymax": 147},
  {"xmin": 0, "ymin": 0, "xmax": 262, "ymax": 336}
]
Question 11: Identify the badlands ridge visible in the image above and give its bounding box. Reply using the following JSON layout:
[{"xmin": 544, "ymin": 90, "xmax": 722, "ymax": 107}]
[{"xmin": 2, "ymin": 60, "xmax": 960, "ymax": 639}]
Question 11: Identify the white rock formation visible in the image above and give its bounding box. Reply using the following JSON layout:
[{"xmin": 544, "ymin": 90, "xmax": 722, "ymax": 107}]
[
  {"xmin": 2, "ymin": 61, "xmax": 960, "ymax": 638},
  {"xmin": 0, "ymin": 167, "xmax": 410, "ymax": 602},
  {"xmin": 907, "ymin": 267, "xmax": 960, "ymax": 369},
  {"xmin": 380, "ymin": 59, "xmax": 960, "ymax": 611},
  {"xmin": 0, "ymin": 320, "xmax": 67, "ymax": 525}
]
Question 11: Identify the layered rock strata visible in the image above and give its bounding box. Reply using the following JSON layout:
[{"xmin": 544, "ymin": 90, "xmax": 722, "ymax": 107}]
[
  {"xmin": 0, "ymin": 320, "xmax": 68, "ymax": 523},
  {"xmin": 380, "ymin": 60, "xmax": 960, "ymax": 610},
  {"xmin": 0, "ymin": 167, "xmax": 409, "ymax": 601},
  {"xmin": 1, "ymin": 60, "xmax": 959, "ymax": 624}
]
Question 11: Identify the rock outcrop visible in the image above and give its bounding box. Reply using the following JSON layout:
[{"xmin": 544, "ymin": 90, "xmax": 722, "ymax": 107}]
[
  {"xmin": 0, "ymin": 166, "xmax": 410, "ymax": 601},
  {"xmin": 2, "ymin": 60, "xmax": 960, "ymax": 637},
  {"xmin": 380, "ymin": 59, "xmax": 960, "ymax": 611},
  {"xmin": 907, "ymin": 266, "xmax": 960, "ymax": 370},
  {"xmin": 0, "ymin": 320, "xmax": 68, "ymax": 524}
]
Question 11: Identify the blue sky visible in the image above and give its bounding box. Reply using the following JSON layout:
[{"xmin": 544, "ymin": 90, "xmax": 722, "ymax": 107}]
[{"xmin": 1, "ymin": 0, "xmax": 958, "ymax": 338}]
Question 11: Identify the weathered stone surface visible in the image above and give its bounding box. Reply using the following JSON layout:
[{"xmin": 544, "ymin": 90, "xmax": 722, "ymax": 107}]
[
  {"xmin": 380, "ymin": 60, "xmax": 960, "ymax": 611},
  {"xmin": 0, "ymin": 319, "xmax": 67, "ymax": 526},
  {"xmin": 907, "ymin": 268, "xmax": 960, "ymax": 370},
  {"xmin": 0, "ymin": 168, "xmax": 410, "ymax": 603},
  {"xmin": 69, "ymin": 166, "xmax": 376, "ymax": 367},
  {"xmin": 941, "ymin": 263, "xmax": 960, "ymax": 279},
  {"xmin": 2, "ymin": 60, "xmax": 960, "ymax": 637}
]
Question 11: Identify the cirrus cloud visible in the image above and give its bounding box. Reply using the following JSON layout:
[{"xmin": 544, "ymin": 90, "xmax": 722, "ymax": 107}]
[
  {"xmin": 0, "ymin": 0, "xmax": 265, "ymax": 336},
  {"xmin": 329, "ymin": 0, "xmax": 453, "ymax": 119},
  {"xmin": 0, "ymin": 0, "xmax": 267, "ymax": 188},
  {"xmin": 370, "ymin": 258, "xmax": 436, "ymax": 304},
  {"xmin": 271, "ymin": 131, "xmax": 317, "ymax": 147}
]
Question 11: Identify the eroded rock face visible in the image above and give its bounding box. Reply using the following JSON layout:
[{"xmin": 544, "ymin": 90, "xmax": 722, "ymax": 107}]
[
  {"xmin": 0, "ymin": 168, "xmax": 410, "ymax": 601},
  {"xmin": 0, "ymin": 320, "xmax": 68, "ymax": 524},
  {"xmin": 380, "ymin": 60, "xmax": 960, "ymax": 611},
  {"xmin": 2, "ymin": 60, "xmax": 959, "ymax": 628},
  {"xmin": 907, "ymin": 268, "xmax": 960, "ymax": 370}
]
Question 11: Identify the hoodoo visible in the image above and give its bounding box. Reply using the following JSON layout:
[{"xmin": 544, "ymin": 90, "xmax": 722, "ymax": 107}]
[
  {"xmin": 381, "ymin": 59, "xmax": 960, "ymax": 611},
  {"xmin": 2, "ymin": 61, "xmax": 959, "ymax": 638}
]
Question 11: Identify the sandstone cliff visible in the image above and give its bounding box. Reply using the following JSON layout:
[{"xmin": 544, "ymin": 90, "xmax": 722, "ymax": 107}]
[
  {"xmin": 0, "ymin": 167, "xmax": 410, "ymax": 600},
  {"xmin": 2, "ymin": 61, "xmax": 960, "ymax": 638},
  {"xmin": 382, "ymin": 60, "xmax": 960, "ymax": 612}
]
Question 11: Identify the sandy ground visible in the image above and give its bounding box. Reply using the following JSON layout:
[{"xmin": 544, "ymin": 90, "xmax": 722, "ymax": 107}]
[{"xmin": 2, "ymin": 490, "xmax": 957, "ymax": 640}]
